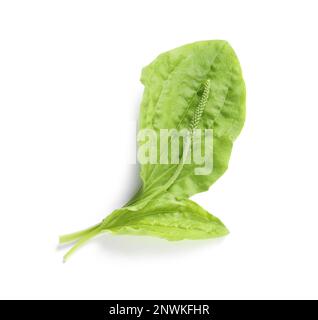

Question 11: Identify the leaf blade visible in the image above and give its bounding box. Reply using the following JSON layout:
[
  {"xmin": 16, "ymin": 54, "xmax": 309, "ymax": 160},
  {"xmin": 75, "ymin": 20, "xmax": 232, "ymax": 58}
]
[
  {"xmin": 104, "ymin": 193, "xmax": 229, "ymax": 241},
  {"xmin": 137, "ymin": 40, "xmax": 246, "ymax": 201}
]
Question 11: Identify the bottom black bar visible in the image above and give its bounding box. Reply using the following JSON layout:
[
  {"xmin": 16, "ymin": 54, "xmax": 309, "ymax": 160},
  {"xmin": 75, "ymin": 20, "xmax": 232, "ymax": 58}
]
[{"xmin": 0, "ymin": 300, "xmax": 317, "ymax": 319}]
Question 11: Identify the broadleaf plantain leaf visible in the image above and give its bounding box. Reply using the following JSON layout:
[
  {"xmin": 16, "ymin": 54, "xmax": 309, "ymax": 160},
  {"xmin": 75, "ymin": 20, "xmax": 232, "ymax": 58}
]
[
  {"xmin": 130, "ymin": 40, "xmax": 245, "ymax": 208},
  {"xmin": 59, "ymin": 40, "xmax": 245, "ymax": 261},
  {"xmin": 104, "ymin": 193, "xmax": 229, "ymax": 241}
]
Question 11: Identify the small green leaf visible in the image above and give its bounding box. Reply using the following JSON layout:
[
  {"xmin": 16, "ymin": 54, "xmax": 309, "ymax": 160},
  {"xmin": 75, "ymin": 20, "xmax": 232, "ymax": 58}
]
[{"xmin": 103, "ymin": 193, "xmax": 228, "ymax": 241}]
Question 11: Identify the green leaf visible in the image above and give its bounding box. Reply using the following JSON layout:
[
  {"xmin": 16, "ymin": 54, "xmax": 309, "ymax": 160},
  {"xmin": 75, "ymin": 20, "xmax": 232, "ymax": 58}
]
[
  {"xmin": 59, "ymin": 40, "xmax": 245, "ymax": 261},
  {"xmin": 103, "ymin": 193, "xmax": 228, "ymax": 241},
  {"xmin": 135, "ymin": 40, "xmax": 245, "ymax": 204}
]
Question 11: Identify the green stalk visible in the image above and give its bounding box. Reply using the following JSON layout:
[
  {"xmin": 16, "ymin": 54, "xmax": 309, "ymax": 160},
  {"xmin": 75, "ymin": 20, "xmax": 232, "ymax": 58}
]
[
  {"xmin": 59, "ymin": 222, "xmax": 102, "ymax": 244},
  {"xmin": 63, "ymin": 226, "xmax": 104, "ymax": 262}
]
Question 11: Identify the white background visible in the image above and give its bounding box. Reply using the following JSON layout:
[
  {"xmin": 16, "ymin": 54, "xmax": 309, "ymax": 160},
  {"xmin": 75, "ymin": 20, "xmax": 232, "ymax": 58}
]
[{"xmin": 0, "ymin": 0, "xmax": 317, "ymax": 299}]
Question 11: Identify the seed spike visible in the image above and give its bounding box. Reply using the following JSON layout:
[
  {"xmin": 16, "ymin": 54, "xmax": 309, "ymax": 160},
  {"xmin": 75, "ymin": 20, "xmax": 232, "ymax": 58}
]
[{"xmin": 190, "ymin": 79, "xmax": 210, "ymax": 130}]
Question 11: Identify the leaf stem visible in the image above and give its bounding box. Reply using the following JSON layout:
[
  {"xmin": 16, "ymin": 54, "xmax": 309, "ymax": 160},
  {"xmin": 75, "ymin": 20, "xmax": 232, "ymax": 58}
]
[
  {"xmin": 63, "ymin": 226, "xmax": 103, "ymax": 262},
  {"xmin": 59, "ymin": 222, "xmax": 102, "ymax": 244}
]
